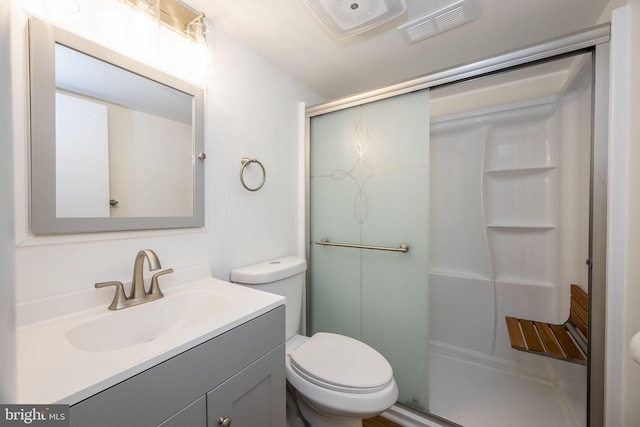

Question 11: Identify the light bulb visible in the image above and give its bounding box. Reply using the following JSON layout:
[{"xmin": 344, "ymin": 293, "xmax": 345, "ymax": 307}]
[
  {"xmin": 192, "ymin": 41, "xmax": 209, "ymax": 66},
  {"xmin": 125, "ymin": 0, "xmax": 159, "ymax": 48}
]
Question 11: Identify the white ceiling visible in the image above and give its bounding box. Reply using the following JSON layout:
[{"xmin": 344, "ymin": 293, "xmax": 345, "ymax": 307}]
[{"xmin": 181, "ymin": 0, "xmax": 611, "ymax": 100}]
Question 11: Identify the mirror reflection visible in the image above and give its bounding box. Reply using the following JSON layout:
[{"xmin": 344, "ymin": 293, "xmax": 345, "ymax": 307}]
[
  {"xmin": 29, "ymin": 17, "xmax": 204, "ymax": 235},
  {"xmin": 54, "ymin": 44, "xmax": 194, "ymax": 218}
]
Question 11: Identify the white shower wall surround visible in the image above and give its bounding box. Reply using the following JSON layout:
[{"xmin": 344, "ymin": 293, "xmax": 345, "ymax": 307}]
[
  {"xmin": 430, "ymin": 100, "xmax": 562, "ymax": 371},
  {"xmin": 429, "ymin": 74, "xmax": 591, "ymax": 424}
]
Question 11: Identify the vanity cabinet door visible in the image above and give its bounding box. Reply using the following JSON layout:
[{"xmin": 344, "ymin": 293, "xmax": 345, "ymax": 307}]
[
  {"xmin": 157, "ymin": 396, "xmax": 206, "ymax": 427},
  {"xmin": 207, "ymin": 344, "xmax": 285, "ymax": 427}
]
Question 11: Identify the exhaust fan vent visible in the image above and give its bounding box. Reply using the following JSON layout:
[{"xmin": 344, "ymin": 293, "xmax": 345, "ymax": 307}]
[
  {"xmin": 398, "ymin": 0, "xmax": 474, "ymax": 45},
  {"xmin": 303, "ymin": 0, "xmax": 407, "ymax": 39}
]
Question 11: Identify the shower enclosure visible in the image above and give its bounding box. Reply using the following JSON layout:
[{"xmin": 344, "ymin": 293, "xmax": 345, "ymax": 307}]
[
  {"xmin": 309, "ymin": 90, "xmax": 431, "ymax": 410},
  {"xmin": 426, "ymin": 52, "xmax": 593, "ymax": 426},
  {"xmin": 306, "ymin": 26, "xmax": 609, "ymax": 427}
]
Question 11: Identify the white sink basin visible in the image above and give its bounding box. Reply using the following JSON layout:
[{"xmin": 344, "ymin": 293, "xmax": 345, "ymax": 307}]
[
  {"xmin": 65, "ymin": 290, "xmax": 231, "ymax": 352},
  {"xmin": 17, "ymin": 267, "xmax": 285, "ymax": 405}
]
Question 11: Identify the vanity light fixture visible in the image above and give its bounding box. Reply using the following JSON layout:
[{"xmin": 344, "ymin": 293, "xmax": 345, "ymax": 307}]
[
  {"xmin": 120, "ymin": 0, "xmax": 208, "ymax": 46},
  {"xmin": 186, "ymin": 13, "xmax": 209, "ymax": 66},
  {"xmin": 133, "ymin": 0, "xmax": 158, "ymax": 15},
  {"xmin": 186, "ymin": 13, "xmax": 209, "ymax": 44},
  {"xmin": 125, "ymin": 0, "xmax": 160, "ymax": 47}
]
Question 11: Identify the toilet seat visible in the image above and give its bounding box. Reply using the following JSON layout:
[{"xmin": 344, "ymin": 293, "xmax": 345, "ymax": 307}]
[{"xmin": 290, "ymin": 332, "xmax": 393, "ymax": 394}]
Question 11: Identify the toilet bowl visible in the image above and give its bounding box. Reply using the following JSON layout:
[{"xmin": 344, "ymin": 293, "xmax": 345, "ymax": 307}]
[
  {"xmin": 231, "ymin": 257, "xmax": 398, "ymax": 427},
  {"xmin": 286, "ymin": 333, "xmax": 398, "ymax": 426}
]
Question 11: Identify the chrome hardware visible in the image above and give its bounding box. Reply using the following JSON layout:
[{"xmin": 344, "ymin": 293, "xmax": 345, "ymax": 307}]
[
  {"xmin": 149, "ymin": 268, "xmax": 173, "ymax": 297},
  {"xmin": 109, "ymin": 199, "xmax": 119, "ymax": 207},
  {"xmin": 130, "ymin": 249, "xmax": 161, "ymax": 301},
  {"xmin": 218, "ymin": 418, "xmax": 231, "ymax": 427},
  {"xmin": 95, "ymin": 249, "xmax": 173, "ymax": 310},
  {"xmin": 197, "ymin": 152, "xmax": 207, "ymax": 160},
  {"xmin": 316, "ymin": 238, "xmax": 409, "ymax": 253},
  {"xmin": 94, "ymin": 281, "xmax": 127, "ymax": 310},
  {"xmin": 240, "ymin": 157, "xmax": 266, "ymax": 192}
]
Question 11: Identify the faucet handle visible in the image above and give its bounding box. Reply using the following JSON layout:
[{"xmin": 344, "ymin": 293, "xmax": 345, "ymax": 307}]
[
  {"xmin": 95, "ymin": 281, "xmax": 127, "ymax": 310},
  {"xmin": 149, "ymin": 268, "xmax": 173, "ymax": 297}
]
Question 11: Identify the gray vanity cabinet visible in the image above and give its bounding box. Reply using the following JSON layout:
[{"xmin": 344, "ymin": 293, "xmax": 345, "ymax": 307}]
[
  {"xmin": 207, "ymin": 344, "xmax": 285, "ymax": 427},
  {"xmin": 70, "ymin": 306, "xmax": 285, "ymax": 427},
  {"xmin": 157, "ymin": 396, "xmax": 206, "ymax": 427}
]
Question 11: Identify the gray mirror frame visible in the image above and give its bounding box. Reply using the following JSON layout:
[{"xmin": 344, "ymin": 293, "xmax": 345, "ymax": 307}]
[{"xmin": 29, "ymin": 17, "xmax": 205, "ymax": 235}]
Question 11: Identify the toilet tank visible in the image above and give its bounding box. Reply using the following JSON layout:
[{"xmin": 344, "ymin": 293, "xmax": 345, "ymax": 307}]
[{"xmin": 231, "ymin": 256, "xmax": 307, "ymax": 340}]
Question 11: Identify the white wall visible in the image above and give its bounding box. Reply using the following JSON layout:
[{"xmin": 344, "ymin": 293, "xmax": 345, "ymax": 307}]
[
  {"xmin": 0, "ymin": 0, "xmax": 16, "ymax": 404},
  {"xmin": 595, "ymin": 2, "xmax": 640, "ymax": 425},
  {"xmin": 617, "ymin": 1, "xmax": 640, "ymax": 425},
  {"xmin": 10, "ymin": 4, "xmax": 322, "ymax": 309}
]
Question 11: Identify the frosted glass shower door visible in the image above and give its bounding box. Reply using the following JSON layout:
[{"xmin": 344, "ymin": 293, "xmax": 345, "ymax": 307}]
[{"xmin": 309, "ymin": 90, "xmax": 430, "ymax": 411}]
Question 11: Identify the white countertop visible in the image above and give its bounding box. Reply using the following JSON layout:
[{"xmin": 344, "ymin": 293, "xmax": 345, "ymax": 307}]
[{"xmin": 16, "ymin": 265, "xmax": 284, "ymax": 404}]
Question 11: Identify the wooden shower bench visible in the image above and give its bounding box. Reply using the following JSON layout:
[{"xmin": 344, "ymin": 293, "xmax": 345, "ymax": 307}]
[{"xmin": 505, "ymin": 284, "xmax": 588, "ymax": 365}]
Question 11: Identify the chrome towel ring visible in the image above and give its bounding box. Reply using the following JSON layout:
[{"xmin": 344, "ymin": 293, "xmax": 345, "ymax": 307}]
[{"xmin": 240, "ymin": 157, "xmax": 266, "ymax": 191}]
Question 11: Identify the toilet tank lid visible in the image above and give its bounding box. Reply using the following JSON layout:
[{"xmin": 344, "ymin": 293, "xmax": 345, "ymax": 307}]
[{"xmin": 231, "ymin": 256, "xmax": 307, "ymax": 284}]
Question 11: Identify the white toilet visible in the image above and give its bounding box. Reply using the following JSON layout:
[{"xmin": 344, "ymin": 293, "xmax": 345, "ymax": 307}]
[{"xmin": 231, "ymin": 256, "xmax": 398, "ymax": 427}]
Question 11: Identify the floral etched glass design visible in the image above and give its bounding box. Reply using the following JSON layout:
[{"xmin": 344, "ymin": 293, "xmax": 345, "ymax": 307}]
[{"xmin": 309, "ymin": 89, "xmax": 431, "ymax": 411}]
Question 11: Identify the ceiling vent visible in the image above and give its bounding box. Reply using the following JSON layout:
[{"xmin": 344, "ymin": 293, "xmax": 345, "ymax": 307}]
[
  {"xmin": 397, "ymin": 0, "xmax": 474, "ymax": 45},
  {"xmin": 303, "ymin": 0, "xmax": 407, "ymax": 39}
]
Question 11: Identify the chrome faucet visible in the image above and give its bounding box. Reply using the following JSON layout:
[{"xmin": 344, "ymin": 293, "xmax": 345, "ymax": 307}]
[
  {"xmin": 130, "ymin": 249, "xmax": 161, "ymax": 300},
  {"xmin": 95, "ymin": 249, "xmax": 173, "ymax": 310}
]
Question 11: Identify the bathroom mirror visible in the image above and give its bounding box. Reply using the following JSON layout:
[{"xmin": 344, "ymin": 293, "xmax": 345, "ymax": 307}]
[{"xmin": 29, "ymin": 17, "xmax": 205, "ymax": 234}]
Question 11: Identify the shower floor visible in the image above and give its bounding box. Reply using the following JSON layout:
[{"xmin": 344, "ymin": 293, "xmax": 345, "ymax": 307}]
[{"xmin": 428, "ymin": 352, "xmax": 577, "ymax": 427}]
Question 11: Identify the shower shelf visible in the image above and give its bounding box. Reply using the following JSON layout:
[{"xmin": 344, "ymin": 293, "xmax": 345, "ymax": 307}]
[
  {"xmin": 484, "ymin": 166, "xmax": 556, "ymax": 175},
  {"xmin": 505, "ymin": 284, "xmax": 588, "ymax": 365},
  {"xmin": 487, "ymin": 224, "xmax": 555, "ymax": 230},
  {"xmin": 495, "ymin": 278, "xmax": 554, "ymax": 288},
  {"xmin": 483, "ymin": 166, "xmax": 557, "ymax": 228}
]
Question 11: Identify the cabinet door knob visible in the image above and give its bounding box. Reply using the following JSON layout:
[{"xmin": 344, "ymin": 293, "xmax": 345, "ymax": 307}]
[{"xmin": 218, "ymin": 417, "xmax": 231, "ymax": 427}]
